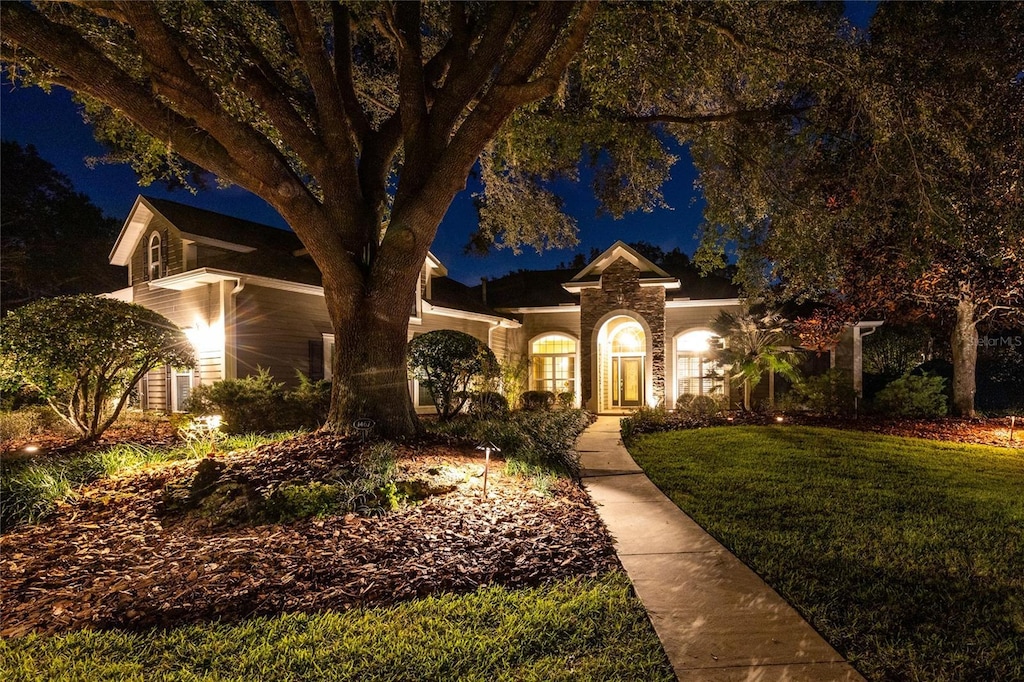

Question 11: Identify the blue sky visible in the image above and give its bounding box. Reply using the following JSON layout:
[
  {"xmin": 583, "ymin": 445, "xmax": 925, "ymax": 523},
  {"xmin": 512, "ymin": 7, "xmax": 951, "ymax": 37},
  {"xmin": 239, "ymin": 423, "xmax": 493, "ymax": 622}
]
[{"xmin": 0, "ymin": 3, "xmax": 876, "ymax": 286}]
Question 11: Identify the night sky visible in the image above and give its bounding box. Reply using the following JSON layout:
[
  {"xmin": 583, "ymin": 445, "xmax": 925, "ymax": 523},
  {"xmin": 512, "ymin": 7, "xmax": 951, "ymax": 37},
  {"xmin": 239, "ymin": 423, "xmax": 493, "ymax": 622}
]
[{"xmin": 0, "ymin": 3, "xmax": 875, "ymax": 287}]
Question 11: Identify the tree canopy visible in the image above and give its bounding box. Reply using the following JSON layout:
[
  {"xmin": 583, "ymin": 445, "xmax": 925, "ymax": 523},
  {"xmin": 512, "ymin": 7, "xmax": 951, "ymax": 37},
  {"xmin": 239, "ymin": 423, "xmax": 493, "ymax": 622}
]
[
  {"xmin": 694, "ymin": 2, "xmax": 1023, "ymax": 415},
  {"xmin": 0, "ymin": 141, "xmax": 124, "ymax": 313},
  {"xmin": 1, "ymin": 1, "xmax": 848, "ymax": 434}
]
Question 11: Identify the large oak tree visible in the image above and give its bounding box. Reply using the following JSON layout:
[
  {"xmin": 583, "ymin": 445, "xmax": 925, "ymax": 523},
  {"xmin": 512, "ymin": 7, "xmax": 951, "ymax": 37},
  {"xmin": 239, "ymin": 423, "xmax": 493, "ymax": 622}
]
[{"xmin": 2, "ymin": 1, "xmax": 842, "ymax": 435}]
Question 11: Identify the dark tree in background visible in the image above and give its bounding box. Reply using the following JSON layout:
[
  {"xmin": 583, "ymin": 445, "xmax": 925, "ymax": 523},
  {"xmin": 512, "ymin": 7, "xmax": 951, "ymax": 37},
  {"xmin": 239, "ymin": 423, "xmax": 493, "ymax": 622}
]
[
  {"xmin": 1, "ymin": 141, "xmax": 125, "ymax": 313},
  {"xmin": 696, "ymin": 2, "xmax": 1024, "ymax": 416}
]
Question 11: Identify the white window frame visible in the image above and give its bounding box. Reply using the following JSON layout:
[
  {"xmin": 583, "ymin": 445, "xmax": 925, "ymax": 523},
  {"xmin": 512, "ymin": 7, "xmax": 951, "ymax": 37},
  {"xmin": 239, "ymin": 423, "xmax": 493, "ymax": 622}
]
[
  {"xmin": 529, "ymin": 333, "xmax": 580, "ymax": 401},
  {"xmin": 170, "ymin": 367, "xmax": 194, "ymax": 413},
  {"xmin": 148, "ymin": 232, "xmax": 163, "ymax": 280},
  {"xmin": 673, "ymin": 329, "xmax": 726, "ymax": 405}
]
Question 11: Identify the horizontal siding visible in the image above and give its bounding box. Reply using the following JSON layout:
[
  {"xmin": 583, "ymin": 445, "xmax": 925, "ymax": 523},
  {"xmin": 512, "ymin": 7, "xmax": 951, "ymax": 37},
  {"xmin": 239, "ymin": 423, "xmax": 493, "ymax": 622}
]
[
  {"xmin": 520, "ymin": 310, "xmax": 581, "ymax": 346},
  {"xmin": 234, "ymin": 285, "xmax": 332, "ymax": 386},
  {"xmin": 131, "ymin": 215, "xmax": 185, "ymax": 285},
  {"xmin": 411, "ymin": 312, "xmax": 491, "ymax": 344}
]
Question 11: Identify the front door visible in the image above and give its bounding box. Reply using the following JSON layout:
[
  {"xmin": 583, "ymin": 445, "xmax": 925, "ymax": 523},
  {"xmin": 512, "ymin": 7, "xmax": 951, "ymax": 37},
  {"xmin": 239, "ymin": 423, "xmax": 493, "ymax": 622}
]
[{"xmin": 612, "ymin": 356, "xmax": 644, "ymax": 408}]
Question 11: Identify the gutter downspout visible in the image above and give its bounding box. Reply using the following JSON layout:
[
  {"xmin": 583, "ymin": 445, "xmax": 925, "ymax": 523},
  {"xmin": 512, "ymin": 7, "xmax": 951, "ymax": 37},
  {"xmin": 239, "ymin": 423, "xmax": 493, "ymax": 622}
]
[{"xmin": 221, "ymin": 277, "xmax": 246, "ymax": 380}]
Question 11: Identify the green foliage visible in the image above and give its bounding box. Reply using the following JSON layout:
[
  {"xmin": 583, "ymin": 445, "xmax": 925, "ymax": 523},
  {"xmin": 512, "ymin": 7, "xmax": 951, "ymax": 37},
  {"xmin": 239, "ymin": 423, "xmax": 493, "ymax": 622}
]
[
  {"xmin": 0, "ymin": 432, "xmax": 297, "ymax": 531},
  {"xmin": 285, "ymin": 372, "xmax": 332, "ymax": 429},
  {"xmin": 873, "ymin": 375, "xmax": 949, "ymax": 418},
  {"xmin": 0, "ymin": 295, "xmax": 194, "ymax": 442},
  {"xmin": 264, "ymin": 481, "xmax": 344, "ymax": 523},
  {"xmin": 675, "ymin": 393, "xmax": 723, "ymax": 418},
  {"xmin": 429, "ymin": 410, "xmax": 591, "ymax": 479},
  {"xmin": 468, "ymin": 391, "xmax": 509, "ymax": 417},
  {"xmin": 710, "ymin": 308, "xmax": 801, "ymax": 410},
  {"xmin": 0, "ymin": 573, "xmax": 672, "ymax": 682},
  {"xmin": 188, "ymin": 370, "xmax": 330, "ymax": 434},
  {"xmin": 789, "ymin": 369, "xmax": 858, "ymax": 416},
  {"xmin": 407, "ymin": 331, "xmax": 497, "ymax": 421},
  {"xmin": 862, "ymin": 325, "xmax": 931, "ymax": 379},
  {"xmin": 0, "ymin": 406, "xmax": 76, "ymax": 443},
  {"xmin": 628, "ymin": 427, "xmax": 1024, "ymax": 681},
  {"xmin": 497, "ymin": 358, "xmax": 529, "ymax": 412},
  {"xmin": 520, "ymin": 390, "xmax": 556, "ymax": 411},
  {"xmin": 188, "ymin": 369, "xmax": 284, "ymax": 434}
]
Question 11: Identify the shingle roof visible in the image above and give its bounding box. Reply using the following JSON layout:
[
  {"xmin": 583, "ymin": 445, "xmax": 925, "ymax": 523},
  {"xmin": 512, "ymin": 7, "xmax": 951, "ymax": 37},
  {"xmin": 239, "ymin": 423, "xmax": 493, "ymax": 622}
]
[
  {"xmin": 474, "ymin": 269, "xmax": 579, "ymax": 308},
  {"xmin": 145, "ymin": 196, "xmax": 304, "ymax": 253},
  {"xmin": 426, "ymin": 276, "xmax": 510, "ymax": 318}
]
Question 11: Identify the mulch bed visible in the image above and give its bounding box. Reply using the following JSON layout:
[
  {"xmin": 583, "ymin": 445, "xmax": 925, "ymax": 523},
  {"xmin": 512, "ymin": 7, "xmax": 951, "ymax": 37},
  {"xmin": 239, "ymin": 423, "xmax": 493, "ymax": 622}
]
[
  {"xmin": 789, "ymin": 415, "xmax": 1024, "ymax": 449},
  {"xmin": 0, "ymin": 434, "xmax": 618, "ymax": 638}
]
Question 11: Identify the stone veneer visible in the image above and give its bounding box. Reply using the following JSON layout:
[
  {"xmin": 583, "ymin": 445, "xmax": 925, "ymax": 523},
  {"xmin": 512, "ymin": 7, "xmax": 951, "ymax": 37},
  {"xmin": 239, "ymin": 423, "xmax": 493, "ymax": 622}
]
[{"xmin": 580, "ymin": 257, "xmax": 666, "ymax": 410}]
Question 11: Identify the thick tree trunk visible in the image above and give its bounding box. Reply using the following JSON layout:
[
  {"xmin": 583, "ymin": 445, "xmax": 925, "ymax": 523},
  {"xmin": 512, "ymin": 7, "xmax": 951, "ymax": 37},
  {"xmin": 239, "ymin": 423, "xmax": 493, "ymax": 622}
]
[
  {"xmin": 323, "ymin": 284, "xmax": 420, "ymax": 439},
  {"xmin": 951, "ymin": 299, "xmax": 978, "ymax": 418}
]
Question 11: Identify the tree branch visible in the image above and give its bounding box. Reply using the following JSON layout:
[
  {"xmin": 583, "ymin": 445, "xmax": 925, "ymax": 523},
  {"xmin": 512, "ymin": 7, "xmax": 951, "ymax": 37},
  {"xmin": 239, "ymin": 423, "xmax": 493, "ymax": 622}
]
[
  {"xmin": 625, "ymin": 104, "xmax": 812, "ymax": 126},
  {"xmin": 276, "ymin": 1, "xmax": 360, "ymax": 203},
  {"xmin": 331, "ymin": 2, "xmax": 372, "ymax": 141}
]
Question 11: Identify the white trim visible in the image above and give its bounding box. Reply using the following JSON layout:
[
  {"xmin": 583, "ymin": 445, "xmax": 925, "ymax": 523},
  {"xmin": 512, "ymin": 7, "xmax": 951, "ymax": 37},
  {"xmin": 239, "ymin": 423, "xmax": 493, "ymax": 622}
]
[
  {"xmin": 570, "ymin": 240, "xmax": 673, "ymax": 281},
  {"xmin": 178, "ymin": 232, "xmax": 256, "ymax": 254},
  {"xmin": 110, "ymin": 196, "xmax": 154, "ymax": 265},
  {"xmin": 149, "ymin": 268, "xmax": 325, "ymax": 295},
  {"xmin": 671, "ymin": 327, "xmax": 727, "ymax": 407},
  {"xmin": 101, "ymin": 287, "xmax": 135, "ymax": 303},
  {"xmin": 147, "ymin": 232, "xmax": 163, "ymax": 280},
  {"xmin": 322, "ymin": 333, "xmax": 335, "ymax": 381},
  {"xmin": 665, "ymin": 298, "xmax": 742, "ymax": 308},
  {"xmin": 421, "ymin": 300, "xmax": 518, "ymax": 325},
  {"xmin": 499, "ymin": 304, "xmax": 581, "ymax": 314},
  {"xmin": 528, "ymin": 332, "xmax": 581, "ymax": 406}
]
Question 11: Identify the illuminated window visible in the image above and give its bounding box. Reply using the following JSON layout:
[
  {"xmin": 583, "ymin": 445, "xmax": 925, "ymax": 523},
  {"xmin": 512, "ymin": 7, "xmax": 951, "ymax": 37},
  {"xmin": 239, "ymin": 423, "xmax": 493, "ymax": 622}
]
[
  {"xmin": 148, "ymin": 232, "xmax": 163, "ymax": 280},
  {"xmin": 676, "ymin": 330, "xmax": 724, "ymax": 398},
  {"xmin": 611, "ymin": 326, "xmax": 644, "ymax": 353},
  {"xmin": 531, "ymin": 334, "xmax": 577, "ymax": 396}
]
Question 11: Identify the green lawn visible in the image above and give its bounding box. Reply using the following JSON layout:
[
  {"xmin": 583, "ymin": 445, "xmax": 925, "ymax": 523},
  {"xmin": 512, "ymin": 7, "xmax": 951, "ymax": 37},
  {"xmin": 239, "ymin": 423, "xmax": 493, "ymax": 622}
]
[
  {"xmin": 0, "ymin": 573, "xmax": 672, "ymax": 682},
  {"xmin": 627, "ymin": 426, "xmax": 1024, "ymax": 682}
]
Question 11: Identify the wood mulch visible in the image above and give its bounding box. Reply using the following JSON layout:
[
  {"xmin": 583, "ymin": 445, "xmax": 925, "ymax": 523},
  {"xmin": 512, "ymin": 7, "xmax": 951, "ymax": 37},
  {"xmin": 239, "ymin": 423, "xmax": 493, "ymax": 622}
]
[
  {"xmin": 0, "ymin": 434, "xmax": 618, "ymax": 638},
  {"xmin": 789, "ymin": 415, "xmax": 1024, "ymax": 449}
]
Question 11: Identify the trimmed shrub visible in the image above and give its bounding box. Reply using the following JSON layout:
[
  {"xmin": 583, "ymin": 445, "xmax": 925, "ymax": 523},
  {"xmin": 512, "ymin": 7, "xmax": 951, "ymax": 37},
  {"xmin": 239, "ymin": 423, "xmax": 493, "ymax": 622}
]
[
  {"xmin": 790, "ymin": 369, "xmax": 858, "ymax": 416},
  {"xmin": 469, "ymin": 391, "xmax": 508, "ymax": 417},
  {"xmin": 556, "ymin": 391, "xmax": 576, "ymax": 409},
  {"xmin": 428, "ymin": 409, "xmax": 592, "ymax": 478},
  {"xmin": 190, "ymin": 370, "xmax": 331, "ymax": 434},
  {"xmin": 408, "ymin": 330, "xmax": 497, "ymax": 420},
  {"xmin": 872, "ymin": 375, "xmax": 948, "ymax": 417},
  {"xmin": 286, "ymin": 372, "xmax": 332, "ymax": 428},
  {"xmin": 188, "ymin": 368, "xmax": 286, "ymax": 434},
  {"xmin": 0, "ymin": 295, "xmax": 194, "ymax": 442},
  {"xmin": 520, "ymin": 390, "xmax": 555, "ymax": 411},
  {"xmin": 675, "ymin": 393, "xmax": 723, "ymax": 418}
]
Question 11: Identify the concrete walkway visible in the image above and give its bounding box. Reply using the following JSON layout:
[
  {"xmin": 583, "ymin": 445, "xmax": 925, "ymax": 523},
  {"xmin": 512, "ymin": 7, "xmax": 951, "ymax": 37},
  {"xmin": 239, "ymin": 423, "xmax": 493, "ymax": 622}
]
[{"xmin": 578, "ymin": 417, "xmax": 865, "ymax": 681}]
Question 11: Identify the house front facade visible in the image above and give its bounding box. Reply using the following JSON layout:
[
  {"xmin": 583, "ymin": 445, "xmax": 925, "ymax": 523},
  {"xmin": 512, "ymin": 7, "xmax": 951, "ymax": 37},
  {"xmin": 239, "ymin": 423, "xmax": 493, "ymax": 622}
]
[{"xmin": 107, "ymin": 196, "xmax": 869, "ymax": 415}]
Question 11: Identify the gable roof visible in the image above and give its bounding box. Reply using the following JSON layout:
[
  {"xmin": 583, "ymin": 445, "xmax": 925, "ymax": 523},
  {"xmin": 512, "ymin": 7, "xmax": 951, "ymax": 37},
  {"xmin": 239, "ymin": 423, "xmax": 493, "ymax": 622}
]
[
  {"xmin": 109, "ymin": 196, "xmax": 302, "ymax": 265},
  {"xmin": 473, "ymin": 268, "xmax": 579, "ymax": 309},
  {"xmin": 570, "ymin": 240, "xmax": 673, "ymax": 281}
]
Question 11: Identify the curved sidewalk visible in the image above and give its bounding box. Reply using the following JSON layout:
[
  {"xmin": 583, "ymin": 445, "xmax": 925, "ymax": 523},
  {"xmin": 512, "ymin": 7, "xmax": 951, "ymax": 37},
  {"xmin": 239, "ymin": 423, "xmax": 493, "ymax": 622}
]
[{"xmin": 578, "ymin": 417, "xmax": 864, "ymax": 681}]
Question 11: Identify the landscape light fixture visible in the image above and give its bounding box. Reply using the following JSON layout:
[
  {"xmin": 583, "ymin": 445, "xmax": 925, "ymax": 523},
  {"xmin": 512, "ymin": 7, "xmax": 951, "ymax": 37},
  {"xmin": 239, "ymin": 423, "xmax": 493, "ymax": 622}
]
[
  {"xmin": 775, "ymin": 415, "xmax": 785, "ymax": 423},
  {"xmin": 475, "ymin": 441, "xmax": 500, "ymax": 498},
  {"xmin": 23, "ymin": 444, "xmax": 40, "ymax": 453}
]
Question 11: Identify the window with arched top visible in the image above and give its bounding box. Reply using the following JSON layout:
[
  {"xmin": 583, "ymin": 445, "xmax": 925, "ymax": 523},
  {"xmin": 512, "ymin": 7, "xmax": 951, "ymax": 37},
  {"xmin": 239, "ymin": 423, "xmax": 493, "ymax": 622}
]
[
  {"xmin": 611, "ymin": 326, "xmax": 644, "ymax": 354},
  {"xmin": 675, "ymin": 329, "xmax": 724, "ymax": 398},
  {"xmin": 530, "ymin": 334, "xmax": 577, "ymax": 397},
  {"xmin": 148, "ymin": 232, "xmax": 163, "ymax": 280}
]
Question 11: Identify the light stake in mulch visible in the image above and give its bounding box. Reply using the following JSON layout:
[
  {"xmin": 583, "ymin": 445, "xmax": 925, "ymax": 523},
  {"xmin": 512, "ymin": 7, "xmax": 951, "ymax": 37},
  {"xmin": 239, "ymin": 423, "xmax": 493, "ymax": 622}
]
[{"xmin": 476, "ymin": 441, "xmax": 500, "ymax": 499}]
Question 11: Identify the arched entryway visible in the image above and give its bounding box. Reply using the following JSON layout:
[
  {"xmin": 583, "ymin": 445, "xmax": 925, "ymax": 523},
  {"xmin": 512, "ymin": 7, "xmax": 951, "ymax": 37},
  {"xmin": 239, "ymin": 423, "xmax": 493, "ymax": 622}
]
[{"xmin": 596, "ymin": 316, "xmax": 647, "ymax": 412}]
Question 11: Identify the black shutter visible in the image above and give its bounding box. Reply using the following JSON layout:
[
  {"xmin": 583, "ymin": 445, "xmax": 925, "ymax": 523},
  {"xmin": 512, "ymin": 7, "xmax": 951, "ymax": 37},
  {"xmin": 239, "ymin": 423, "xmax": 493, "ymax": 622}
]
[{"xmin": 308, "ymin": 340, "xmax": 324, "ymax": 381}]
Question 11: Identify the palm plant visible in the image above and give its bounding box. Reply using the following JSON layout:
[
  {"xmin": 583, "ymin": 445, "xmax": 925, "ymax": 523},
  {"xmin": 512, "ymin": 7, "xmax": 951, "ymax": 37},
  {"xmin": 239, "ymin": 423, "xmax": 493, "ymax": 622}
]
[{"xmin": 711, "ymin": 308, "xmax": 802, "ymax": 411}]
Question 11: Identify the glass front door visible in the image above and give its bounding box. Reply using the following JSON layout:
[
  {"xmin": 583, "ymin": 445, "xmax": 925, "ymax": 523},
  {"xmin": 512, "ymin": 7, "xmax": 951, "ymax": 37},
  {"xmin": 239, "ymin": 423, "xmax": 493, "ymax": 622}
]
[{"xmin": 612, "ymin": 356, "xmax": 644, "ymax": 408}]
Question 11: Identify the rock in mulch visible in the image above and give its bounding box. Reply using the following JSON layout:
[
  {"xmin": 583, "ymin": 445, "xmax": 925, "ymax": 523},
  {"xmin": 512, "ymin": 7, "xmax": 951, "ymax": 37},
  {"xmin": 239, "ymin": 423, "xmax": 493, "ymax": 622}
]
[{"xmin": 1, "ymin": 434, "xmax": 618, "ymax": 637}]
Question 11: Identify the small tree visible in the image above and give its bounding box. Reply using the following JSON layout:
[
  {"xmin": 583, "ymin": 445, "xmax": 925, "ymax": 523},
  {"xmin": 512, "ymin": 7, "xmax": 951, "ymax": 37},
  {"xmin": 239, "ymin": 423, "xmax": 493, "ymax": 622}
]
[
  {"xmin": 711, "ymin": 308, "xmax": 801, "ymax": 411},
  {"xmin": 408, "ymin": 331, "xmax": 496, "ymax": 421},
  {"xmin": 0, "ymin": 295, "xmax": 194, "ymax": 442}
]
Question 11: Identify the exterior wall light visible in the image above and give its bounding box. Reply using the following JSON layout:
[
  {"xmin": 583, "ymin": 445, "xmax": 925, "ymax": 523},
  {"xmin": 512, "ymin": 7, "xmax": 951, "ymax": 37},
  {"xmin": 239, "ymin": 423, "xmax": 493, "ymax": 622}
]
[{"xmin": 184, "ymin": 320, "xmax": 223, "ymax": 353}]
